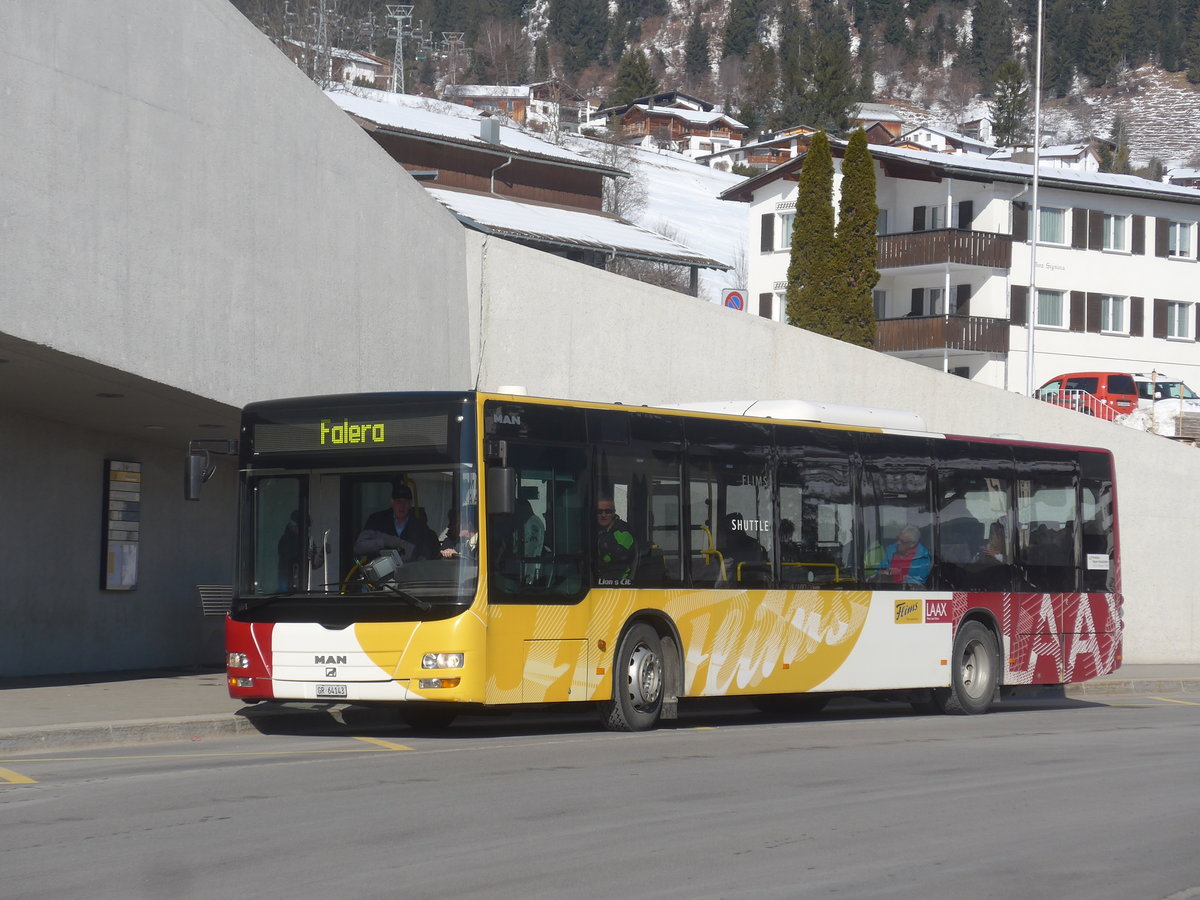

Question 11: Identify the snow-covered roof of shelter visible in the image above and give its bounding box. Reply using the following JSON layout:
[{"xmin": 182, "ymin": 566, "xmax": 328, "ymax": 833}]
[
  {"xmin": 326, "ymin": 88, "xmax": 624, "ymax": 176},
  {"xmin": 426, "ymin": 187, "xmax": 730, "ymax": 269},
  {"xmin": 628, "ymin": 104, "xmax": 748, "ymax": 130}
]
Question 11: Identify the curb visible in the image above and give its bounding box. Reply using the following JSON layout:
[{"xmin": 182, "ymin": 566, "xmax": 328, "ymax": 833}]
[
  {"xmin": 1064, "ymin": 678, "xmax": 1200, "ymax": 697},
  {"xmin": 4, "ymin": 680, "xmax": 1199, "ymax": 755}
]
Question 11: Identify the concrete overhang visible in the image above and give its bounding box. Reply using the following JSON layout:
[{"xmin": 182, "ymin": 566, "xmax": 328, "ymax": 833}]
[{"xmin": 0, "ymin": 333, "xmax": 239, "ymax": 449}]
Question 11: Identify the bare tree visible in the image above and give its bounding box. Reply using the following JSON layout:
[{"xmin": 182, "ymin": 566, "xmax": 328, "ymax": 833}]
[{"xmin": 579, "ymin": 133, "xmax": 647, "ymax": 221}]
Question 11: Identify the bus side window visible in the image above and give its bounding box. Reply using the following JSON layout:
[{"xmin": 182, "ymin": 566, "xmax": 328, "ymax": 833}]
[{"xmin": 776, "ymin": 427, "xmax": 855, "ymax": 588}]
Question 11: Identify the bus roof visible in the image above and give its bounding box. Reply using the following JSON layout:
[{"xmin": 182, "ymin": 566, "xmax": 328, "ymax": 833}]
[{"xmin": 660, "ymin": 400, "xmax": 929, "ymax": 433}]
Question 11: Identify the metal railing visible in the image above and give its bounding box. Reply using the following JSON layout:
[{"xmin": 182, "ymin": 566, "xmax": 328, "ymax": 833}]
[{"xmin": 1038, "ymin": 390, "xmax": 1119, "ymax": 421}]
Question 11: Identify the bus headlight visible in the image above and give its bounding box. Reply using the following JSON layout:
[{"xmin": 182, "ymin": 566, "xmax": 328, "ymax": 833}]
[
  {"xmin": 422, "ymin": 652, "xmax": 464, "ymax": 669},
  {"xmin": 228, "ymin": 652, "xmax": 249, "ymax": 668},
  {"xmin": 419, "ymin": 677, "xmax": 461, "ymax": 689}
]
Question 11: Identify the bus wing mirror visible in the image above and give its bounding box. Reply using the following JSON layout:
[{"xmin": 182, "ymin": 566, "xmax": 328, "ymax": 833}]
[
  {"xmin": 184, "ymin": 439, "xmax": 238, "ymax": 501},
  {"xmin": 185, "ymin": 452, "xmax": 212, "ymax": 501},
  {"xmin": 487, "ymin": 466, "xmax": 516, "ymax": 517}
]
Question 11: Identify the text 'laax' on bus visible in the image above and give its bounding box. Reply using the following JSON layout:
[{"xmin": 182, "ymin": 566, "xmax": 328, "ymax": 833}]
[{"xmin": 198, "ymin": 390, "xmax": 1121, "ymax": 731}]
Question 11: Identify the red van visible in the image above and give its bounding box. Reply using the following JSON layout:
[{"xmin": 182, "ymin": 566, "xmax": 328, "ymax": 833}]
[{"xmin": 1035, "ymin": 372, "xmax": 1139, "ymax": 419}]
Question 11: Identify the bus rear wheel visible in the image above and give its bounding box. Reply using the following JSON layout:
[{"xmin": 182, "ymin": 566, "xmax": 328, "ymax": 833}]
[
  {"xmin": 602, "ymin": 623, "xmax": 664, "ymax": 732},
  {"xmin": 934, "ymin": 620, "xmax": 999, "ymax": 715}
]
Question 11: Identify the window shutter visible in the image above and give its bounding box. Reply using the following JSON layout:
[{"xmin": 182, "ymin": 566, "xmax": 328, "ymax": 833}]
[
  {"xmin": 1084, "ymin": 292, "xmax": 1099, "ymax": 336},
  {"xmin": 912, "ymin": 206, "xmax": 926, "ymax": 231},
  {"xmin": 1088, "ymin": 210, "xmax": 1103, "ymax": 249},
  {"xmin": 758, "ymin": 292, "xmax": 773, "ymax": 319},
  {"xmin": 1072, "ymin": 208, "xmax": 1088, "ymax": 249},
  {"xmin": 1012, "ymin": 201, "xmax": 1028, "ymax": 240},
  {"xmin": 957, "ymin": 200, "xmax": 974, "ymax": 229},
  {"xmin": 1130, "ymin": 297, "xmax": 1144, "ymax": 336},
  {"xmin": 1132, "ymin": 215, "xmax": 1146, "ymax": 254},
  {"xmin": 910, "ymin": 288, "xmax": 925, "ymax": 316},
  {"xmin": 1153, "ymin": 298, "xmax": 1169, "ymax": 338},
  {"xmin": 955, "ymin": 283, "xmax": 971, "ymax": 315},
  {"xmin": 1155, "ymin": 218, "xmax": 1169, "ymax": 257},
  {"xmin": 1010, "ymin": 285, "xmax": 1027, "ymax": 325},
  {"xmin": 1079, "ymin": 291, "xmax": 1095, "ymax": 332},
  {"xmin": 760, "ymin": 214, "xmax": 774, "ymax": 252}
]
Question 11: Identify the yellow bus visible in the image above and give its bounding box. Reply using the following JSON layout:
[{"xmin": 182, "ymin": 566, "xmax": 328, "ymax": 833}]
[{"xmin": 223, "ymin": 391, "xmax": 1122, "ymax": 730}]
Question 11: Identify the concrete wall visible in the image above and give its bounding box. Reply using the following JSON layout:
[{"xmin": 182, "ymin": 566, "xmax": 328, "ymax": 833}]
[
  {"xmin": 472, "ymin": 235, "xmax": 1200, "ymax": 663},
  {"xmin": 1, "ymin": 0, "xmax": 471, "ymax": 406},
  {"xmin": 0, "ymin": 408, "xmax": 233, "ymax": 673}
]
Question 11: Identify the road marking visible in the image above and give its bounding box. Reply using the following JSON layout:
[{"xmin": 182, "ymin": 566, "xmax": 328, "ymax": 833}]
[
  {"xmin": 0, "ymin": 766, "xmax": 37, "ymax": 784},
  {"xmin": 353, "ymin": 737, "xmax": 413, "ymax": 751},
  {"xmin": 1150, "ymin": 696, "xmax": 1200, "ymax": 706}
]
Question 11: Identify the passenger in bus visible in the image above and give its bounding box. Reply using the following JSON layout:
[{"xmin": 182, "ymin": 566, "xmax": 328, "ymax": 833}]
[
  {"xmin": 353, "ymin": 483, "xmax": 438, "ymax": 562},
  {"xmin": 718, "ymin": 512, "xmax": 768, "ymax": 566},
  {"xmin": 779, "ymin": 518, "xmax": 803, "ymax": 563},
  {"xmin": 515, "ymin": 498, "xmax": 546, "ymax": 559},
  {"xmin": 880, "ymin": 525, "xmax": 932, "ymax": 584},
  {"xmin": 975, "ymin": 522, "xmax": 1007, "ymax": 564},
  {"xmin": 440, "ymin": 505, "xmax": 479, "ymax": 560},
  {"xmin": 595, "ymin": 496, "xmax": 637, "ymax": 585}
]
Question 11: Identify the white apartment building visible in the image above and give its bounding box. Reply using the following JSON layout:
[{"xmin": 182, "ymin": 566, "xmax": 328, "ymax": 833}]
[{"xmin": 721, "ymin": 143, "xmax": 1200, "ymax": 394}]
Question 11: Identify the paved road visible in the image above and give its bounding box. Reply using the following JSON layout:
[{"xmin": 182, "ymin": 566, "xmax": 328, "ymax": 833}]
[{"xmin": 3, "ymin": 694, "xmax": 1199, "ymax": 899}]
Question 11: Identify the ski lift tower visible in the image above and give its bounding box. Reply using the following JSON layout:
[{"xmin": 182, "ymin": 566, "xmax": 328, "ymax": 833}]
[{"xmin": 387, "ymin": 4, "xmax": 413, "ymax": 93}]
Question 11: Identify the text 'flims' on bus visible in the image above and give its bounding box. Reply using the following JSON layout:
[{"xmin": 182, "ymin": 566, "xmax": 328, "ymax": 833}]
[{"xmin": 207, "ymin": 391, "xmax": 1121, "ymax": 732}]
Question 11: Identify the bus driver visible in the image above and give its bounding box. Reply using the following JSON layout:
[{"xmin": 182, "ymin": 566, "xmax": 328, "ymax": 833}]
[{"xmin": 353, "ymin": 482, "xmax": 438, "ymax": 562}]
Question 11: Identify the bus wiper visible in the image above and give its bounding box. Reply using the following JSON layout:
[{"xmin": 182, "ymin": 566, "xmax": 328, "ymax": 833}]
[{"xmin": 373, "ymin": 582, "xmax": 432, "ymax": 611}]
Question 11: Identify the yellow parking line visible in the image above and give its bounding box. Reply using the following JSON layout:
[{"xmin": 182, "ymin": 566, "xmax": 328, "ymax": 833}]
[
  {"xmin": 353, "ymin": 737, "xmax": 413, "ymax": 751},
  {"xmin": 1150, "ymin": 696, "xmax": 1200, "ymax": 706},
  {"xmin": 0, "ymin": 766, "xmax": 37, "ymax": 784}
]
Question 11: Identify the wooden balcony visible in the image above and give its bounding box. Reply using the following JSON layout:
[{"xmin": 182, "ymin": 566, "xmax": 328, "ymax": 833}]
[
  {"xmin": 876, "ymin": 315, "xmax": 1010, "ymax": 353},
  {"xmin": 876, "ymin": 229, "xmax": 1013, "ymax": 270}
]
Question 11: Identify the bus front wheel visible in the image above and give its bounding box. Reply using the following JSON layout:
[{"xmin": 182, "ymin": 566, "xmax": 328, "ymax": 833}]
[
  {"xmin": 934, "ymin": 620, "xmax": 999, "ymax": 715},
  {"xmin": 602, "ymin": 623, "xmax": 664, "ymax": 732}
]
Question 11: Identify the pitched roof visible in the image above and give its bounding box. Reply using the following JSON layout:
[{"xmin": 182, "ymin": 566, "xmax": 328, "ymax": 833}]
[
  {"xmin": 719, "ymin": 140, "xmax": 1200, "ymax": 206},
  {"xmin": 427, "ymin": 187, "xmax": 730, "ymax": 269},
  {"xmin": 326, "ymin": 88, "xmax": 625, "ymax": 177},
  {"xmin": 626, "ymin": 104, "xmax": 748, "ymax": 130}
]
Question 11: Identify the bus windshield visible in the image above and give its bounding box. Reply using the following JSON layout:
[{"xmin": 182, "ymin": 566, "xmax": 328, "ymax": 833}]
[{"xmin": 234, "ymin": 395, "xmax": 478, "ymax": 617}]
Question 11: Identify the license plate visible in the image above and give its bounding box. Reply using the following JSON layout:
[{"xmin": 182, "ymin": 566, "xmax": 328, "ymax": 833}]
[{"xmin": 316, "ymin": 683, "xmax": 348, "ymax": 698}]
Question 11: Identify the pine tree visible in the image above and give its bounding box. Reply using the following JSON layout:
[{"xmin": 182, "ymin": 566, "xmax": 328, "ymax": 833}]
[
  {"xmin": 608, "ymin": 48, "xmax": 658, "ymax": 107},
  {"xmin": 990, "ymin": 59, "xmax": 1030, "ymax": 146},
  {"xmin": 786, "ymin": 131, "xmax": 837, "ymax": 332},
  {"xmin": 683, "ymin": 13, "xmax": 711, "ymax": 82},
  {"xmin": 549, "ymin": 0, "xmax": 609, "ymax": 75},
  {"xmin": 722, "ymin": 0, "xmax": 761, "ymax": 59},
  {"xmin": 795, "ymin": 1, "xmax": 855, "ymax": 133},
  {"xmin": 835, "ymin": 129, "xmax": 880, "ymax": 348},
  {"xmin": 970, "ymin": 0, "xmax": 1013, "ymax": 93}
]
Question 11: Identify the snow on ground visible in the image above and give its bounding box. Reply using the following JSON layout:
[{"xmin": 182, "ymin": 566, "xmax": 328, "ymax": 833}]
[{"xmin": 563, "ymin": 136, "xmax": 747, "ymax": 303}]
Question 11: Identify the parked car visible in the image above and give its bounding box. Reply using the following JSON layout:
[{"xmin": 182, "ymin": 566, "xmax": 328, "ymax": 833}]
[
  {"xmin": 1038, "ymin": 370, "xmax": 1200, "ymax": 438},
  {"xmin": 1035, "ymin": 372, "xmax": 1139, "ymax": 419}
]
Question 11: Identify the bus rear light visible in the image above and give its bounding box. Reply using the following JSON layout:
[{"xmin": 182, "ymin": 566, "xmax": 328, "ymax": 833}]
[
  {"xmin": 229, "ymin": 676, "xmax": 255, "ymax": 688},
  {"xmin": 422, "ymin": 652, "xmax": 464, "ymax": 669},
  {"xmin": 419, "ymin": 677, "xmax": 461, "ymax": 689},
  {"xmin": 227, "ymin": 652, "xmax": 249, "ymax": 668}
]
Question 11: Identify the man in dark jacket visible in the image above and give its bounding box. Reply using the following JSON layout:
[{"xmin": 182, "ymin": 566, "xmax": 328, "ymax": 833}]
[
  {"xmin": 353, "ymin": 482, "xmax": 438, "ymax": 562},
  {"xmin": 595, "ymin": 496, "xmax": 637, "ymax": 585}
]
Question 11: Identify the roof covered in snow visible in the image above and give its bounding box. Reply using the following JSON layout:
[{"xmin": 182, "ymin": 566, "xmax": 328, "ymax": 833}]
[{"xmin": 426, "ymin": 187, "xmax": 730, "ymax": 269}]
